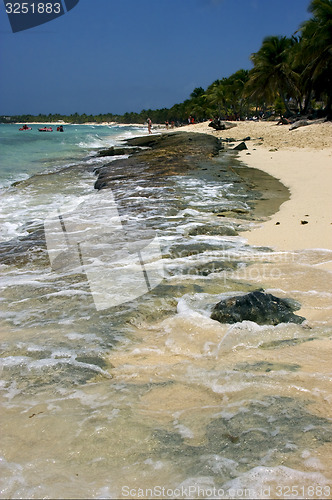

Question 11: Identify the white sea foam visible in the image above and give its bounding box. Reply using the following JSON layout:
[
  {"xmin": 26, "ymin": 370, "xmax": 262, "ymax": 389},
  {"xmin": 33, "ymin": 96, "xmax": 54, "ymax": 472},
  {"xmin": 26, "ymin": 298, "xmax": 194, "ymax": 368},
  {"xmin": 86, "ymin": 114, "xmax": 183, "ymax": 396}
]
[
  {"xmin": 0, "ymin": 353, "xmax": 111, "ymax": 378},
  {"xmin": 222, "ymin": 465, "xmax": 330, "ymax": 498}
]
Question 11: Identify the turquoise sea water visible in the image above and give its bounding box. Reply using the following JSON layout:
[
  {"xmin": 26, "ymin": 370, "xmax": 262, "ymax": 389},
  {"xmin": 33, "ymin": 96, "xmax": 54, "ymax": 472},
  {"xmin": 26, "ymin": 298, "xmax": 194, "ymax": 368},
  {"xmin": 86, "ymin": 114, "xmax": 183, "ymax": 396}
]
[
  {"xmin": 0, "ymin": 124, "xmax": 331, "ymax": 499},
  {"xmin": 0, "ymin": 123, "xmax": 146, "ymax": 186},
  {"xmin": 0, "ymin": 123, "xmax": 148, "ymax": 242}
]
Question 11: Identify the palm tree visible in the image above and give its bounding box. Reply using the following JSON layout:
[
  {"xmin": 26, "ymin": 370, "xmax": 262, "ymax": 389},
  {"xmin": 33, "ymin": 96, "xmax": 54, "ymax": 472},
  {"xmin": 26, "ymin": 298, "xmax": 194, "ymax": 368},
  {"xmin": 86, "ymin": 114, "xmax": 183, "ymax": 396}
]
[
  {"xmin": 205, "ymin": 81, "xmax": 227, "ymax": 117},
  {"xmin": 223, "ymin": 69, "xmax": 250, "ymax": 118},
  {"xmin": 190, "ymin": 87, "xmax": 205, "ymax": 99},
  {"xmin": 244, "ymin": 36, "xmax": 299, "ymax": 115},
  {"xmin": 298, "ymin": 0, "xmax": 332, "ymax": 118},
  {"xmin": 189, "ymin": 87, "xmax": 208, "ymax": 120}
]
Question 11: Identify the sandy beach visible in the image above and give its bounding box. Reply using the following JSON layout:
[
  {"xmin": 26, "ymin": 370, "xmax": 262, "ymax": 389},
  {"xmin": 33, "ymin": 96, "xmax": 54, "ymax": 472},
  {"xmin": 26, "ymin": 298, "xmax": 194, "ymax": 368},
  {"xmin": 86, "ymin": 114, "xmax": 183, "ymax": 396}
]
[{"xmin": 178, "ymin": 119, "xmax": 332, "ymax": 254}]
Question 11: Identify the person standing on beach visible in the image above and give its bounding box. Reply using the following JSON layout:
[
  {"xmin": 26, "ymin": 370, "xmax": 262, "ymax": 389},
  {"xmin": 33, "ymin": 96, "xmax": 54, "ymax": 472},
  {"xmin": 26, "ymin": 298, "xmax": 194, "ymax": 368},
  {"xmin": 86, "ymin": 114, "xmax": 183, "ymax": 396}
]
[{"xmin": 147, "ymin": 118, "xmax": 152, "ymax": 134}]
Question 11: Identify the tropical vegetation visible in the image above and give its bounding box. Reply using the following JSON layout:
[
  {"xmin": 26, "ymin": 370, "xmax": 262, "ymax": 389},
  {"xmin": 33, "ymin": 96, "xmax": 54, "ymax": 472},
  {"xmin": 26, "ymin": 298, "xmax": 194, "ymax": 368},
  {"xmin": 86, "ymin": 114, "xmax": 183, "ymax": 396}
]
[{"xmin": 1, "ymin": 0, "xmax": 331, "ymax": 124}]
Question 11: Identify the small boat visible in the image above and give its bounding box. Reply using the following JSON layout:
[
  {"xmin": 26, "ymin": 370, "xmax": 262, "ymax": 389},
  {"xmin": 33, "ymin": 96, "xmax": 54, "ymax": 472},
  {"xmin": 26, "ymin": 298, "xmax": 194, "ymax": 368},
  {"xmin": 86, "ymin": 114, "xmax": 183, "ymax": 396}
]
[
  {"xmin": 38, "ymin": 127, "xmax": 53, "ymax": 132},
  {"xmin": 19, "ymin": 125, "xmax": 32, "ymax": 131}
]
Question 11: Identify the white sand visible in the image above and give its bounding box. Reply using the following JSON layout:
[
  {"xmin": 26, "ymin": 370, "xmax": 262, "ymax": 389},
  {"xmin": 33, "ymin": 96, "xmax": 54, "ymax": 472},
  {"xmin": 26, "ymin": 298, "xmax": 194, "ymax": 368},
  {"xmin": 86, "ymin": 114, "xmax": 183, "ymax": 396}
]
[
  {"xmin": 238, "ymin": 147, "xmax": 332, "ymax": 252},
  {"xmin": 177, "ymin": 120, "xmax": 332, "ymax": 253}
]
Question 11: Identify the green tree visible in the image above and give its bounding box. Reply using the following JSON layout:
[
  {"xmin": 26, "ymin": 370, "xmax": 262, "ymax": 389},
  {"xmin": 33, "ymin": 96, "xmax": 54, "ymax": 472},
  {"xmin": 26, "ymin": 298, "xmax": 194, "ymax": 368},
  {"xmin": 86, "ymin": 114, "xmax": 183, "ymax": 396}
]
[
  {"xmin": 190, "ymin": 87, "xmax": 205, "ymax": 99},
  {"xmin": 299, "ymin": 0, "xmax": 332, "ymax": 118},
  {"xmin": 274, "ymin": 96, "xmax": 286, "ymax": 118},
  {"xmin": 205, "ymin": 81, "xmax": 227, "ymax": 117},
  {"xmin": 245, "ymin": 36, "xmax": 299, "ymax": 115},
  {"xmin": 223, "ymin": 69, "xmax": 250, "ymax": 118}
]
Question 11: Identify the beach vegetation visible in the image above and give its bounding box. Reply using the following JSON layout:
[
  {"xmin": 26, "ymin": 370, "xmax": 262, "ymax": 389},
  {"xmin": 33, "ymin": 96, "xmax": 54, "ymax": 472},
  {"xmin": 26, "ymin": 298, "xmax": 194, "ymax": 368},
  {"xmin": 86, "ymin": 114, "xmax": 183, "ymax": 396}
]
[
  {"xmin": 244, "ymin": 35, "xmax": 299, "ymax": 116},
  {"xmin": 297, "ymin": 0, "xmax": 332, "ymax": 118},
  {"xmin": 205, "ymin": 81, "xmax": 227, "ymax": 117},
  {"xmin": 274, "ymin": 96, "xmax": 287, "ymax": 118},
  {"xmin": 190, "ymin": 87, "xmax": 205, "ymax": 99}
]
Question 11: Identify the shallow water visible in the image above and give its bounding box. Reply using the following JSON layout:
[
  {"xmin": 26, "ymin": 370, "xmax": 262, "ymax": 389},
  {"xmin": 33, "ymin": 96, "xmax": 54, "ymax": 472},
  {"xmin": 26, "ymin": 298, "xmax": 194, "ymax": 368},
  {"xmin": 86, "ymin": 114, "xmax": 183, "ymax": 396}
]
[{"xmin": 0, "ymin": 125, "xmax": 331, "ymax": 499}]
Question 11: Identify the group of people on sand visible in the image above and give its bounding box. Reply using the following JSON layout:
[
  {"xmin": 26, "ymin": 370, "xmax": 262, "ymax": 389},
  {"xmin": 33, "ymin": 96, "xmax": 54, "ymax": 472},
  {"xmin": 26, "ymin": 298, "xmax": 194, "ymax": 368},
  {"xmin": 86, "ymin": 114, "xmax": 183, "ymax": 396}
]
[
  {"xmin": 146, "ymin": 118, "xmax": 177, "ymax": 133},
  {"xmin": 164, "ymin": 120, "xmax": 175, "ymax": 130}
]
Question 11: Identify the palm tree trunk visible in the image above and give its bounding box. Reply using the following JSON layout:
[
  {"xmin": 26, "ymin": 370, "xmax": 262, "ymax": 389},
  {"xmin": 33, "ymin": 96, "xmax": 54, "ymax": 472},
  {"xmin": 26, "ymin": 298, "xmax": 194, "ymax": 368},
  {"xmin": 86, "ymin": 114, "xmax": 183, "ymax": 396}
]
[
  {"xmin": 281, "ymin": 95, "xmax": 291, "ymax": 116},
  {"xmin": 324, "ymin": 93, "xmax": 332, "ymax": 121},
  {"xmin": 303, "ymin": 86, "xmax": 313, "ymax": 114}
]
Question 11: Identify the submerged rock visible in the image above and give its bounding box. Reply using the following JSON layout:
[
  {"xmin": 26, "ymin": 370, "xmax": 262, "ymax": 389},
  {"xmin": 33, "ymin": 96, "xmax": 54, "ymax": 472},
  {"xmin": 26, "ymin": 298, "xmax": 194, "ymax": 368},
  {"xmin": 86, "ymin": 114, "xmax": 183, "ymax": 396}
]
[
  {"xmin": 211, "ymin": 290, "xmax": 305, "ymax": 325},
  {"xmin": 0, "ymin": 229, "xmax": 47, "ymax": 266}
]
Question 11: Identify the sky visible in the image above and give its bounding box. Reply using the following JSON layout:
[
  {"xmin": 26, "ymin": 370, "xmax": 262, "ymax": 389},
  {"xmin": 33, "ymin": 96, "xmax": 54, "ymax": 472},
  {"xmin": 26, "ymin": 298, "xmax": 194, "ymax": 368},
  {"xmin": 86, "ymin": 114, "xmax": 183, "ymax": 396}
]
[{"xmin": 0, "ymin": 0, "xmax": 312, "ymax": 116}]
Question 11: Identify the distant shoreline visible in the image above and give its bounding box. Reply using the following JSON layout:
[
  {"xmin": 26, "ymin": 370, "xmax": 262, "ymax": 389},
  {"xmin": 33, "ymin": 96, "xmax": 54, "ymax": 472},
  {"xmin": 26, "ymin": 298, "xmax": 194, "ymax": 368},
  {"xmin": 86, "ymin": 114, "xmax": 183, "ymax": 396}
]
[
  {"xmin": 11, "ymin": 121, "xmax": 118, "ymax": 126},
  {"xmin": 10, "ymin": 122, "xmax": 163, "ymax": 128}
]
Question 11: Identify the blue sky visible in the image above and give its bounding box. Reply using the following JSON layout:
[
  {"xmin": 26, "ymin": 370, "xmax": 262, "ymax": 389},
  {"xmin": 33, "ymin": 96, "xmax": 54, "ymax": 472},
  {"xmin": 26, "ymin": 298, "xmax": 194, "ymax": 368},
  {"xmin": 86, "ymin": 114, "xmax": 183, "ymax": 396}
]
[{"xmin": 0, "ymin": 0, "xmax": 312, "ymax": 115}]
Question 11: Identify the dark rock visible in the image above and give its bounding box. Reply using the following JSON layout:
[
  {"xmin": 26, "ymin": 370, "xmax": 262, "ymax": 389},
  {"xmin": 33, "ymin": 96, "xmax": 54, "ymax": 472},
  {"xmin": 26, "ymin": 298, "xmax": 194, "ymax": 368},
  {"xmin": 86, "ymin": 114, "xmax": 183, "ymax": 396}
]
[
  {"xmin": 125, "ymin": 135, "xmax": 161, "ymax": 148},
  {"xmin": 211, "ymin": 290, "xmax": 305, "ymax": 325},
  {"xmin": 94, "ymin": 179, "xmax": 107, "ymax": 190},
  {"xmin": 93, "ymin": 166, "xmax": 108, "ymax": 176},
  {"xmin": 233, "ymin": 141, "xmax": 247, "ymax": 151},
  {"xmin": 188, "ymin": 224, "xmax": 238, "ymax": 237},
  {"xmin": 216, "ymin": 207, "xmax": 249, "ymax": 215},
  {"xmin": 208, "ymin": 119, "xmax": 237, "ymax": 131},
  {"xmin": 97, "ymin": 146, "xmax": 141, "ymax": 157},
  {"xmin": 209, "ymin": 118, "xmax": 226, "ymax": 131},
  {"xmin": 0, "ymin": 229, "xmax": 47, "ymax": 266}
]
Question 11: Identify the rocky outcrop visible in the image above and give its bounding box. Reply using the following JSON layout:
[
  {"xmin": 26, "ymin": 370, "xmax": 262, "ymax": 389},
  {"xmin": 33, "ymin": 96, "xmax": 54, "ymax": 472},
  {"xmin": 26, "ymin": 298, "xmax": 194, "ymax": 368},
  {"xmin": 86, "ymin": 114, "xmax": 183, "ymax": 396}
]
[
  {"xmin": 97, "ymin": 146, "xmax": 141, "ymax": 157},
  {"xmin": 211, "ymin": 290, "xmax": 305, "ymax": 325},
  {"xmin": 94, "ymin": 132, "xmax": 222, "ymax": 191}
]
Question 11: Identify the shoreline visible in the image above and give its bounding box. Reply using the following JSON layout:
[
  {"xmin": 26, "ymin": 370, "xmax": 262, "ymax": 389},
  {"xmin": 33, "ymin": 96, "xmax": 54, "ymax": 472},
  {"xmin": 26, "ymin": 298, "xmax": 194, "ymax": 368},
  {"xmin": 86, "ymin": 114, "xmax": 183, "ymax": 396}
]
[
  {"xmin": 10, "ymin": 118, "xmax": 331, "ymax": 256},
  {"xmin": 11, "ymin": 122, "xmax": 119, "ymax": 126},
  {"xmin": 10, "ymin": 121, "xmax": 163, "ymax": 128},
  {"xmin": 176, "ymin": 120, "xmax": 332, "ymax": 255},
  {"xmin": 237, "ymin": 147, "xmax": 332, "ymax": 254},
  {"xmin": 170, "ymin": 120, "xmax": 332, "ymax": 326}
]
